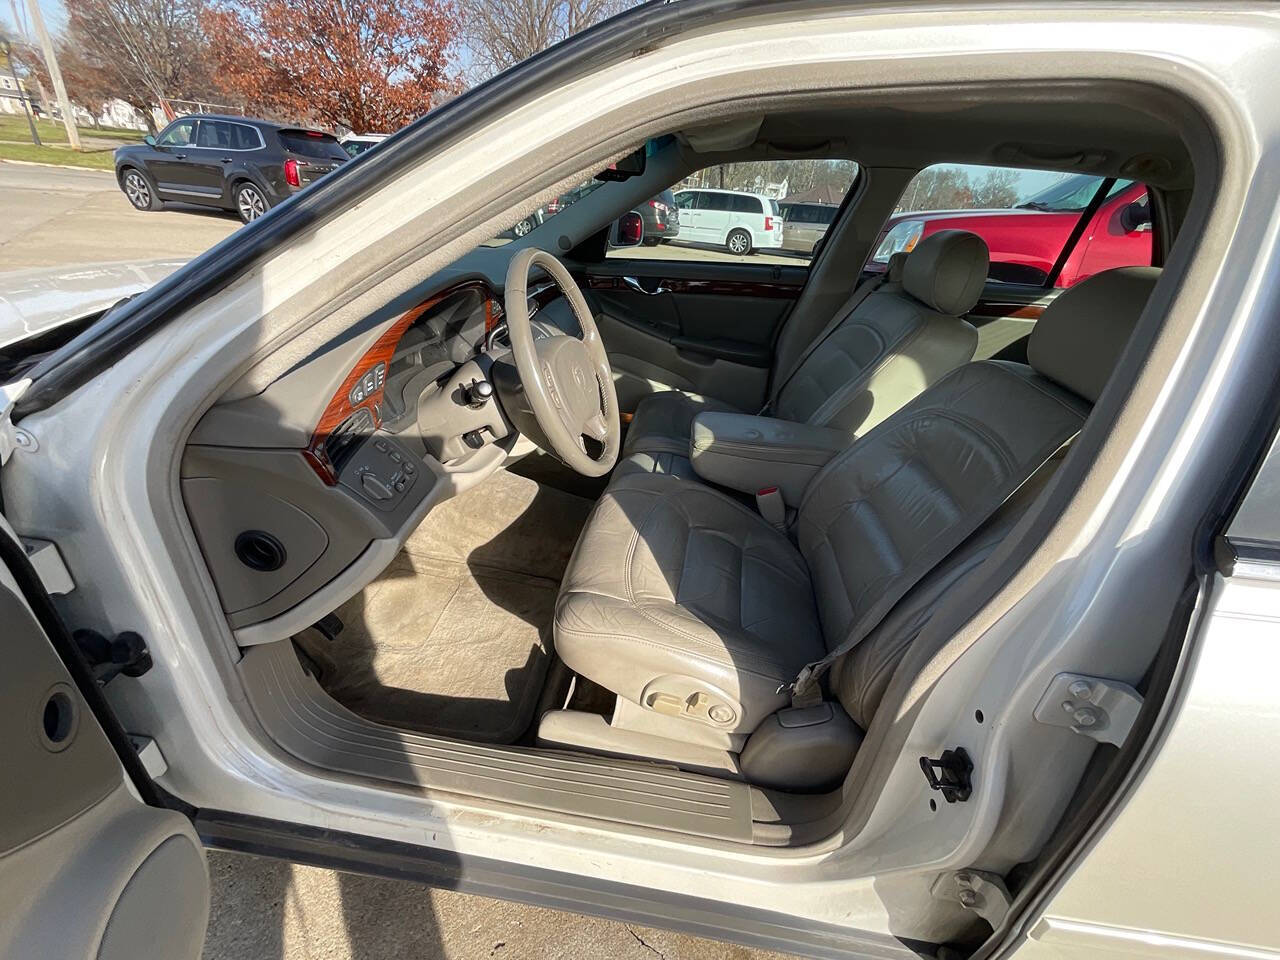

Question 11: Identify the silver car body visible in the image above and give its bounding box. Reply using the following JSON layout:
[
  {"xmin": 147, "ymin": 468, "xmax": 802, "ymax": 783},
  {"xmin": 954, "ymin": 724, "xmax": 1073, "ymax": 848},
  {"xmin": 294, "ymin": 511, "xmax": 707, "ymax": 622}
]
[{"xmin": 2, "ymin": 3, "xmax": 1279, "ymax": 959}]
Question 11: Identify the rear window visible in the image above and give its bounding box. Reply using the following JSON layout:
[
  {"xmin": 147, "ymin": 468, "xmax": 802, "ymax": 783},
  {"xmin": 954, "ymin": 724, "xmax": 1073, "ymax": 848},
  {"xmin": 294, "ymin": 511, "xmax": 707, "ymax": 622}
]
[{"xmin": 278, "ymin": 130, "xmax": 345, "ymax": 160}]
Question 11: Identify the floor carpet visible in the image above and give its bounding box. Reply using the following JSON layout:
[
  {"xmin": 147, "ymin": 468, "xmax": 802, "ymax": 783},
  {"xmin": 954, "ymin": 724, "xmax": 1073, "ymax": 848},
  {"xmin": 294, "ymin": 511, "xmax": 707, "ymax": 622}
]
[{"xmin": 294, "ymin": 466, "xmax": 594, "ymax": 743}]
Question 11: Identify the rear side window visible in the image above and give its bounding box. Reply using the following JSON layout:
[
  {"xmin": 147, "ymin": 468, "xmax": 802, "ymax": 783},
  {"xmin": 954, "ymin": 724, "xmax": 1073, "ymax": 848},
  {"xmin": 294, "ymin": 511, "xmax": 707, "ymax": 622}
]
[
  {"xmin": 876, "ymin": 163, "xmax": 1153, "ymax": 287},
  {"xmin": 278, "ymin": 130, "xmax": 346, "ymax": 160},
  {"xmin": 196, "ymin": 120, "xmax": 260, "ymax": 150}
]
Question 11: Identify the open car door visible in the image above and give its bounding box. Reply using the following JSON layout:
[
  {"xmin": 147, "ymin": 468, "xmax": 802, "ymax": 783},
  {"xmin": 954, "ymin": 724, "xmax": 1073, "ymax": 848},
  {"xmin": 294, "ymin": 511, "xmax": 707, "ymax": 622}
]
[{"xmin": 0, "ymin": 512, "xmax": 209, "ymax": 959}]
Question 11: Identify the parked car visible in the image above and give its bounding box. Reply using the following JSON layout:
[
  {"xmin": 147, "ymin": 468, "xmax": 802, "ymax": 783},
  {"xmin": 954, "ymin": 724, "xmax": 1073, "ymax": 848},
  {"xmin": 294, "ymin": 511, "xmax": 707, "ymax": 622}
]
[
  {"xmin": 869, "ymin": 174, "xmax": 1152, "ymax": 286},
  {"xmin": 113, "ymin": 114, "xmax": 350, "ymax": 224},
  {"xmin": 672, "ymin": 187, "xmax": 784, "ymax": 254},
  {"xmin": 635, "ymin": 189, "xmax": 681, "ymax": 244},
  {"xmin": 340, "ymin": 133, "xmax": 390, "ymax": 158},
  {"xmin": 779, "ymin": 200, "xmax": 839, "ymax": 254}
]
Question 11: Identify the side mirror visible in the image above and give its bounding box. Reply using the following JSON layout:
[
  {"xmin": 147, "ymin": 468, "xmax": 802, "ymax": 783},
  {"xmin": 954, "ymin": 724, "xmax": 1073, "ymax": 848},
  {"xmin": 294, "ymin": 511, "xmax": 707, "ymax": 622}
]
[
  {"xmin": 144, "ymin": 134, "xmax": 156, "ymax": 146},
  {"xmin": 612, "ymin": 211, "xmax": 644, "ymax": 247},
  {"xmin": 1120, "ymin": 200, "xmax": 1151, "ymax": 233}
]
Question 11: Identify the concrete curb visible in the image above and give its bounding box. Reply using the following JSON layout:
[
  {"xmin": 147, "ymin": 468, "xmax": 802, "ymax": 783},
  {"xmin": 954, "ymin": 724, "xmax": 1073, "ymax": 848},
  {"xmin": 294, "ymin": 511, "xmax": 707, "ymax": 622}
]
[{"xmin": 0, "ymin": 158, "xmax": 113, "ymax": 173}]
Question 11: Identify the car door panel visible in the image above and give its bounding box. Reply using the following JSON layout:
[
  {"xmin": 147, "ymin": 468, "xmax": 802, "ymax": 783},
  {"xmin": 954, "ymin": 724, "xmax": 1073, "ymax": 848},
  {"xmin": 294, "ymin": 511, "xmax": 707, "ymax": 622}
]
[
  {"xmin": 580, "ymin": 260, "xmax": 806, "ymax": 411},
  {"xmin": 0, "ymin": 517, "xmax": 210, "ymax": 959},
  {"xmin": 964, "ymin": 282, "xmax": 1062, "ymax": 360}
]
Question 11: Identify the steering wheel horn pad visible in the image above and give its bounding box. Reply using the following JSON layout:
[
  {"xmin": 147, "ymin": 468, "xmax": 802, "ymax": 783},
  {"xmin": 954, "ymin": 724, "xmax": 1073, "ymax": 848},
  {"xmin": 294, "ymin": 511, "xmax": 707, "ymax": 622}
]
[{"xmin": 503, "ymin": 248, "xmax": 621, "ymax": 476}]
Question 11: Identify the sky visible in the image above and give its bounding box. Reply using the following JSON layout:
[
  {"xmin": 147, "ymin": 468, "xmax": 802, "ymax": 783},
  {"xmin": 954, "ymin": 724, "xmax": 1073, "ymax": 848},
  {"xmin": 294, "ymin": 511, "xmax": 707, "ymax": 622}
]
[{"xmin": 3, "ymin": 0, "xmax": 65, "ymax": 39}]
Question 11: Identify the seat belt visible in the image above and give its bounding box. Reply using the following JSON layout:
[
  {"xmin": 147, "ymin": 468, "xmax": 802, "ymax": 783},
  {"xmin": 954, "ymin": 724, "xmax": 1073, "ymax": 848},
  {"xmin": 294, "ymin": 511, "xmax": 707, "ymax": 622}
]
[
  {"xmin": 762, "ymin": 274, "xmax": 884, "ymax": 416},
  {"xmin": 786, "ymin": 433, "xmax": 1078, "ymax": 706}
]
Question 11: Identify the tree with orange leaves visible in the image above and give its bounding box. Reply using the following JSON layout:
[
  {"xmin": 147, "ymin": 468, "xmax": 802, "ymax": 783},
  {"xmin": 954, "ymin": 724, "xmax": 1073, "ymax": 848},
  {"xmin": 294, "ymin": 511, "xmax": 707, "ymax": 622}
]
[{"xmin": 204, "ymin": 0, "xmax": 458, "ymax": 134}]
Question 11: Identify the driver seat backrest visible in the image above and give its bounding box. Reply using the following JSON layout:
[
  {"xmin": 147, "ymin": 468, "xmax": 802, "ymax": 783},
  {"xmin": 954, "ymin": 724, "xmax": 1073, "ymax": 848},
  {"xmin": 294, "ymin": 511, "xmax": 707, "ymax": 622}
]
[
  {"xmin": 618, "ymin": 232, "xmax": 988, "ymax": 472},
  {"xmin": 794, "ymin": 266, "xmax": 1161, "ymax": 666}
]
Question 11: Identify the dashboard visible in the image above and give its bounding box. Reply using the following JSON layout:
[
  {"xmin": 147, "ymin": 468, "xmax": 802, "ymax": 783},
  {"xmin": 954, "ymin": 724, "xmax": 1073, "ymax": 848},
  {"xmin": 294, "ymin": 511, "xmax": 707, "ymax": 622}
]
[{"xmin": 181, "ymin": 273, "xmax": 574, "ymax": 645}]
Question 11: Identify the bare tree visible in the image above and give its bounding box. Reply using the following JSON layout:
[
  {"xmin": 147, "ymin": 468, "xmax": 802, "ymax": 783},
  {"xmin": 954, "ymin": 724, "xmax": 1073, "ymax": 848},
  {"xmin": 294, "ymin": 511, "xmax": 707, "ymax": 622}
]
[
  {"xmin": 461, "ymin": 0, "xmax": 641, "ymax": 82},
  {"xmin": 63, "ymin": 0, "xmax": 212, "ymax": 133}
]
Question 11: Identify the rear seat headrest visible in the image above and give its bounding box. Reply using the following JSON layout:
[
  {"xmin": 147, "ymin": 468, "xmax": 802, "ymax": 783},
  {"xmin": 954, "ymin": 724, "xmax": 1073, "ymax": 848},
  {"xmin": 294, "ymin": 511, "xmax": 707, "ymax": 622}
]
[
  {"xmin": 1027, "ymin": 266, "xmax": 1162, "ymax": 404},
  {"xmin": 902, "ymin": 230, "xmax": 989, "ymax": 316}
]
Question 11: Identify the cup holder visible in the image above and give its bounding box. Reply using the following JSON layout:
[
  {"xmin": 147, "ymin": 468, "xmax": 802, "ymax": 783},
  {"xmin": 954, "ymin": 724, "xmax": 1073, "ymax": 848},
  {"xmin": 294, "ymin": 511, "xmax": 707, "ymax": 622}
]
[
  {"xmin": 235, "ymin": 530, "xmax": 287, "ymax": 572},
  {"xmin": 38, "ymin": 683, "xmax": 78, "ymax": 752}
]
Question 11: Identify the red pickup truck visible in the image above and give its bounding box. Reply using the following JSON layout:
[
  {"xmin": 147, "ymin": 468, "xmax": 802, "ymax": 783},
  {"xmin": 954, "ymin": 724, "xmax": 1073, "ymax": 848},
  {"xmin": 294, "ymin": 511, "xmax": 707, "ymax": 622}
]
[{"xmin": 869, "ymin": 175, "xmax": 1152, "ymax": 287}]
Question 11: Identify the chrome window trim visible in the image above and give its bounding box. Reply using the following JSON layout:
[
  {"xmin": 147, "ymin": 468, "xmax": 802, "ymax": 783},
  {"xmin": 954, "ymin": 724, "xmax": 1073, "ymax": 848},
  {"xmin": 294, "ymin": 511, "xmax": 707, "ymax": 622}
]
[{"xmin": 194, "ymin": 118, "xmax": 267, "ymax": 152}]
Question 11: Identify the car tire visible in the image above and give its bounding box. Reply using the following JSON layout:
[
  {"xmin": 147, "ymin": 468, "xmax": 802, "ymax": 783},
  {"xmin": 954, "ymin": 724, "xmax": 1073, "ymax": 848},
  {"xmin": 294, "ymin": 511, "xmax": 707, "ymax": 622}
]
[
  {"xmin": 642, "ymin": 237, "xmax": 660, "ymax": 247},
  {"xmin": 234, "ymin": 181, "xmax": 269, "ymax": 224},
  {"xmin": 120, "ymin": 167, "xmax": 161, "ymax": 212},
  {"xmin": 726, "ymin": 229, "xmax": 753, "ymax": 255},
  {"xmin": 512, "ymin": 217, "xmax": 535, "ymax": 238}
]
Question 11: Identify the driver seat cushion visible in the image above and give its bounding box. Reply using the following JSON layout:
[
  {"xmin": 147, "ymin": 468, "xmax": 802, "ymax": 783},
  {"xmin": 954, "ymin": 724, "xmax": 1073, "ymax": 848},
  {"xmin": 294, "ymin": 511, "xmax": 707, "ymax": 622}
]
[{"xmin": 554, "ymin": 470, "xmax": 826, "ymax": 733}]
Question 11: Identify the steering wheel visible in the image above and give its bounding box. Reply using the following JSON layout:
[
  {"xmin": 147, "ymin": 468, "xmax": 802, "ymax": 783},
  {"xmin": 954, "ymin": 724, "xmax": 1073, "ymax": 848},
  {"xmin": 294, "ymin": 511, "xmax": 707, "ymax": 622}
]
[{"xmin": 504, "ymin": 248, "xmax": 621, "ymax": 476}]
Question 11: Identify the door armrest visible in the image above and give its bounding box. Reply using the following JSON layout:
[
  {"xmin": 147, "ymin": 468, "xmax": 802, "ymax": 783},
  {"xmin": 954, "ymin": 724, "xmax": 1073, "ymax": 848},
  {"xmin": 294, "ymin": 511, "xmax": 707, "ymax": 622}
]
[{"xmin": 689, "ymin": 412, "xmax": 851, "ymax": 506}]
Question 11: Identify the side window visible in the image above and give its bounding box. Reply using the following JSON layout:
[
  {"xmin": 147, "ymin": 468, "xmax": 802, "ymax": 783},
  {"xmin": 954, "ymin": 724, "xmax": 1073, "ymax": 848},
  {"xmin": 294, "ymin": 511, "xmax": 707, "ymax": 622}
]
[
  {"xmin": 157, "ymin": 119, "xmax": 195, "ymax": 147},
  {"xmin": 608, "ymin": 159, "xmax": 858, "ymax": 264},
  {"xmin": 876, "ymin": 164, "xmax": 1154, "ymax": 287},
  {"xmin": 229, "ymin": 124, "xmax": 261, "ymax": 150},
  {"xmin": 196, "ymin": 120, "xmax": 232, "ymax": 149}
]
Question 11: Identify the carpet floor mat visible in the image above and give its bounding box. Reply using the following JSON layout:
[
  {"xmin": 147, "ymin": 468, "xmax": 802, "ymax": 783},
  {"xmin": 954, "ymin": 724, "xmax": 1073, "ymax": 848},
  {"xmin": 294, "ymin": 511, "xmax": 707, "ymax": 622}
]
[{"xmin": 294, "ymin": 466, "xmax": 594, "ymax": 743}]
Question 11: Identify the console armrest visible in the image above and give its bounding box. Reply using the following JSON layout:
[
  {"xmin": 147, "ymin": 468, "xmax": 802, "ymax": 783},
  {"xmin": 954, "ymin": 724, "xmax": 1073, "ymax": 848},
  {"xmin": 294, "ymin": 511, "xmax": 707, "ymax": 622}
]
[{"xmin": 689, "ymin": 413, "xmax": 850, "ymax": 506}]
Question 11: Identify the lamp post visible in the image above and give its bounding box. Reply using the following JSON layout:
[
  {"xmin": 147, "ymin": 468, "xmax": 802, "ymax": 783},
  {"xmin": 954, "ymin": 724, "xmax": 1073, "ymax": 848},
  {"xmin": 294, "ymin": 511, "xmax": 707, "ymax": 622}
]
[
  {"xmin": 24, "ymin": 0, "xmax": 79, "ymax": 150},
  {"xmin": 1, "ymin": 37, "xmax": 41, "ymax": 147}
]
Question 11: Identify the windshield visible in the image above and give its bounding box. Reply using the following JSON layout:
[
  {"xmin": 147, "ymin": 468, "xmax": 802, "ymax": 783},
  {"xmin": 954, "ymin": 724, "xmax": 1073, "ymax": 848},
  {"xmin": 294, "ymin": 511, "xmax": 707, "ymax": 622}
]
[{"xmin": 1017, "ymin": 174, "xmax": 1133, "ymax": 212}]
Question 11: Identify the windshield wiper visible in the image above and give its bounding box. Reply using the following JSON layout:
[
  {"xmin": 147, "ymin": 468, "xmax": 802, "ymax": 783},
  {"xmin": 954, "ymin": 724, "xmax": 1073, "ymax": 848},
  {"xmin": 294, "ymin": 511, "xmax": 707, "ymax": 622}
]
[{"xmin": 1015, "ymin": 201, "xmax": 1052, "ymax": 211}]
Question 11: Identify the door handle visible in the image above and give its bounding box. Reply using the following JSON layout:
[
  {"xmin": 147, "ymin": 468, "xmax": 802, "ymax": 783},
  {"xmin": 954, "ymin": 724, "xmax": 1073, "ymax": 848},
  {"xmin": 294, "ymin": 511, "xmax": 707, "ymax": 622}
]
[
  {"xmin": 174, "ymin": 153, "xmax": 187, "ymax": 160},
  {"xmin": 622, "ymin": 276, "xmax": 671, "ymax": 296},
  {"xmin": 220, "ymin": 157, "xmax": 232, "ymax": 163}
]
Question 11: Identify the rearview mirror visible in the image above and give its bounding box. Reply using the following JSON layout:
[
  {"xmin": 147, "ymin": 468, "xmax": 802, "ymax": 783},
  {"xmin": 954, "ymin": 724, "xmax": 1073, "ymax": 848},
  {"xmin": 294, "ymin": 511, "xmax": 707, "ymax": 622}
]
[
  {"xmin": 595, "ymin": 146, "xmax": 646, "ymax": 182},
  {"xmin": 612, "ymin": 211, "xmax": 644, "ymax": 247},
  {"xmin": 144, "ymin": 134, "xmax": 156, "ymax": 146}
]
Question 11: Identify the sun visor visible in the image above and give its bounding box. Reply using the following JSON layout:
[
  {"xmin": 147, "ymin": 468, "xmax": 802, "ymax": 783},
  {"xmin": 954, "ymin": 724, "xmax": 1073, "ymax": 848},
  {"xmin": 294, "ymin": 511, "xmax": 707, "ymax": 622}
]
[{"xmin": 680, "ymin": 116, "xmax": 764, "ymax": 153}]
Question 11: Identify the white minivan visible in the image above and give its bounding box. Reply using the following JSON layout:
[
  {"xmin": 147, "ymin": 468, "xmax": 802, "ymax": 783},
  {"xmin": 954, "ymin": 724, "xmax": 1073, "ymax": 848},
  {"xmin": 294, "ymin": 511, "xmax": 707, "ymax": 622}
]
[{"xmin": 672, "ymin": 188, "xmax": 784, "ymax": 254}]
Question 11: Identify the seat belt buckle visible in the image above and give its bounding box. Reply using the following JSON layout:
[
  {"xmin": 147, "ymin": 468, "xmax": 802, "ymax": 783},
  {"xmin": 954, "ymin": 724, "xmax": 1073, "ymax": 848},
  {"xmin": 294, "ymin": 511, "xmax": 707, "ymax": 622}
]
[{"xmin": 756, "ymin": 487, "xmax": 786, "ymax": 531}]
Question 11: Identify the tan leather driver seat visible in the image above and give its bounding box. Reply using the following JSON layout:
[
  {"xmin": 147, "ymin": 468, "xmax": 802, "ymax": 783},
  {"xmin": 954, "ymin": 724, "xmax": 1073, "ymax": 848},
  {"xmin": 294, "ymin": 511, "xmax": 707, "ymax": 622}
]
[
  {"xmin": 622, "ymin": 230, "xmax": 988, "ymax": 476},
  {"xmin": 554, "ymin": 267, "xmax": 1161, "ymax": 773}
]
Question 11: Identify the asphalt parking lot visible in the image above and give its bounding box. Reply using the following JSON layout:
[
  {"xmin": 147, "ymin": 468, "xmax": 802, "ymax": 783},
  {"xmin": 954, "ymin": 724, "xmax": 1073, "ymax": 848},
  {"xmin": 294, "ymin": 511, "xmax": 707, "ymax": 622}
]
[{"xmin": 0, "ymin": 160, "xmax": 796, "ymax": 960}]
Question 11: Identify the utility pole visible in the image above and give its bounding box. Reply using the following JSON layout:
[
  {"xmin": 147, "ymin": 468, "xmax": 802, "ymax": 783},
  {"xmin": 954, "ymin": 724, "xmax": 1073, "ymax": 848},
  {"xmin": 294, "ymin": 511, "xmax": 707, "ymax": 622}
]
[
  {"xmin": 24, "ymin": 0, "xmax": 80, "ymax": 150},
  {"xmin": 1, "ymin": 37, "xmax": 40, "ymax": 145}
]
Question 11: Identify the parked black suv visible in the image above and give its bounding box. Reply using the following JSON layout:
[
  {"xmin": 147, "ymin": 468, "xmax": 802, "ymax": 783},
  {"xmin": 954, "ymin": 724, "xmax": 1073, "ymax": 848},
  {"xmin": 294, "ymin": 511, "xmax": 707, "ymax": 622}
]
[{"xmin": 114, "ymin": 114, "xmax": 349, "ymax": 223}]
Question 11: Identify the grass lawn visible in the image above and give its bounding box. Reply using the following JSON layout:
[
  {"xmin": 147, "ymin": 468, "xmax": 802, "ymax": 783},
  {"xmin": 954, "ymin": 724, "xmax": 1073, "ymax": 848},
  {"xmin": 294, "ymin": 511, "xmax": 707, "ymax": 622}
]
[
  {"xmin": 0, "ymin": 142, "xmax": 116, "ymax": 170},
  {"xmin": 0, "ymin": 114, "xmax": 146, "ymax": 144}
]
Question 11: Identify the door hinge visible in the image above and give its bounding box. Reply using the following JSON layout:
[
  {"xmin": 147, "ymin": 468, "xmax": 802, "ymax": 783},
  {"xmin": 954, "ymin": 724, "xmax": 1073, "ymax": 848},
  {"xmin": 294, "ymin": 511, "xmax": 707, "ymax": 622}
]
[
  {"xmin": 920, "ymin": 747, "xmax": 973, "ymax": 803},
  {"xmin": 931, "ymin": 869, "xmax": 1011, "ymax": 929},
  {"xmin": 73, "ymin": 629, "xmax": 153, "ymax": 685},
  {"xmin": 1033, "ymin": 672, "xmax": 1143, "ymax": 746}
]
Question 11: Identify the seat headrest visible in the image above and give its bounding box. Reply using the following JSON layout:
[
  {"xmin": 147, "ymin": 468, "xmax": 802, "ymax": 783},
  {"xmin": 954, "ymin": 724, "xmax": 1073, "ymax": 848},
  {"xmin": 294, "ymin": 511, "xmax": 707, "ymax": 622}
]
[
  {"xmin": 1027, "ymin": 266, "xmax": 1161, "ymax": 404},
  {"xmin": 902, "ymin": 230, "xmax": 989, "ymax": 315}
]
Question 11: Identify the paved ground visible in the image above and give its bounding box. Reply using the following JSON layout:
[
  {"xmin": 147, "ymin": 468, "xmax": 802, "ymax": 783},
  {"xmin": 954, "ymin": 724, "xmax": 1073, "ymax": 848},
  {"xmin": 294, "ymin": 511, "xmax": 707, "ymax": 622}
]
[
  {"xmin": 0, "ymin": 161, "xmax": 240, "ymax": 270},
  {"xmin": 1, "ymin": 161, "xmax": 795, "ymax": 960},
  {"xmin": 205, "ymin": 852, "xmax": 793, "ymax": 960}
]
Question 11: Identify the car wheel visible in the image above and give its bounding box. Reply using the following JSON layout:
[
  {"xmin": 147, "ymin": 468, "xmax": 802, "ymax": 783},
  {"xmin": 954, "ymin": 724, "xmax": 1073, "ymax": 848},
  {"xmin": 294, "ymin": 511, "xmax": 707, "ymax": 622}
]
[
  {"xmin": 121, "ymin": 167, "xmax": 160, "ymax": 211},
  {"xmin": 512, "ymin": 217, "xmax": 534, "ymax": 238},
  {"xmin": 726, "ymin": 229, "xmax": 753, "ymax": 255},
  {"xmin": 234, "ymin": 182, "xmax": 268, "ymax": 224},
  {"xmin": 642, "ymin": 237, "xmax": 660, "ymax": 247}
]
